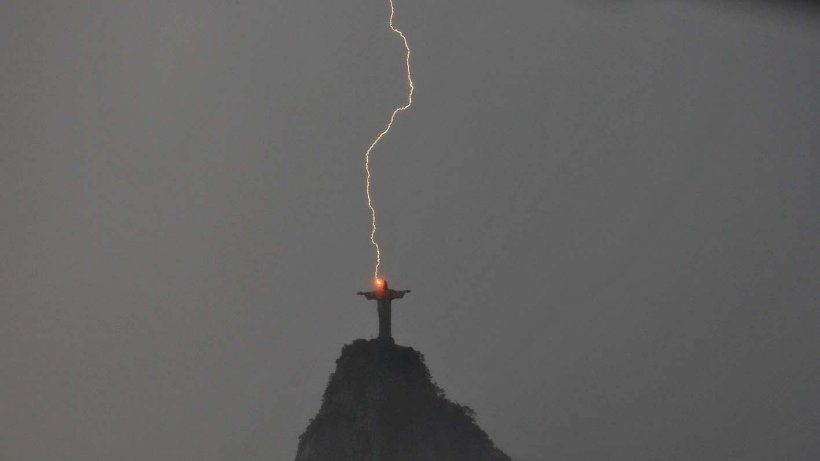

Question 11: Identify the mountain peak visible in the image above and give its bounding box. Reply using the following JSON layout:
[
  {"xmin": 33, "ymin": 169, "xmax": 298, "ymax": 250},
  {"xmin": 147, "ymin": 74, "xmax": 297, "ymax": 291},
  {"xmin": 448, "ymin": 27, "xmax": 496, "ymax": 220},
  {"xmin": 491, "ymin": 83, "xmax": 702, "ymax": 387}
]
[{"xmin": 296, "ymin": 339, "xmax": 510, "ymax": 461}]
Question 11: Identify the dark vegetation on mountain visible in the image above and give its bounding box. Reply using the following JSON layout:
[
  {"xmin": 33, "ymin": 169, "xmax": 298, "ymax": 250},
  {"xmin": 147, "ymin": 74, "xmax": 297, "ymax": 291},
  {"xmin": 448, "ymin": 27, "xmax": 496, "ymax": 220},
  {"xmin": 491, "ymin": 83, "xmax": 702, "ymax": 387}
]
[{"xmin": 295, "ymin": 339, "xmax": 510, "ymax": 461}]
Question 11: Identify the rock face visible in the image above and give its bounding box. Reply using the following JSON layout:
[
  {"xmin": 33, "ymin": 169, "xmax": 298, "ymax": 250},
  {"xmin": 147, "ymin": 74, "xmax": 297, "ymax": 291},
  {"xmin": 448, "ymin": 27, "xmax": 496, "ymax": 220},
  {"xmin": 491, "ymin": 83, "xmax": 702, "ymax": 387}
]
[{"xmin": 295, "ymin": 339, "xmax": 510, "ymax": 461}]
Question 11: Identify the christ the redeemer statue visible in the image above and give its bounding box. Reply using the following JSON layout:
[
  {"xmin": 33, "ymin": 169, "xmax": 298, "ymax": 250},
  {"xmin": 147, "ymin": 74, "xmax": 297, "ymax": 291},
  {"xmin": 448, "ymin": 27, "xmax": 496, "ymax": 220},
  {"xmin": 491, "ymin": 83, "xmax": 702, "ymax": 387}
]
[{"xmin": 357, "ymin": 279, "xmax": 410, "ymax": 342}]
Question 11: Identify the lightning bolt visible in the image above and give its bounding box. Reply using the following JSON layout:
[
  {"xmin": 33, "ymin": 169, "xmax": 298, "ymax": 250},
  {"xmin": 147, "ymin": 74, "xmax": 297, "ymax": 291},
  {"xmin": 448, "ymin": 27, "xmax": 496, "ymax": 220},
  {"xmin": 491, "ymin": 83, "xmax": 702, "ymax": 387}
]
[{"xmin": 364, "ymin": 0, "xmax": 415, "ymax": 281}]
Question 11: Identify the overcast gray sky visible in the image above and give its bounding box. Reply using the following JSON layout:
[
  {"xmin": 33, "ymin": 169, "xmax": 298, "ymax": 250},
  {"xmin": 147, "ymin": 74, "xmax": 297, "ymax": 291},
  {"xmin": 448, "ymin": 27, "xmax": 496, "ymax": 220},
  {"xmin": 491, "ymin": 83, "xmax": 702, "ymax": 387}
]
[{"xmin": 2, "ymin": 1, "xmax": 818, "ymax": 460}]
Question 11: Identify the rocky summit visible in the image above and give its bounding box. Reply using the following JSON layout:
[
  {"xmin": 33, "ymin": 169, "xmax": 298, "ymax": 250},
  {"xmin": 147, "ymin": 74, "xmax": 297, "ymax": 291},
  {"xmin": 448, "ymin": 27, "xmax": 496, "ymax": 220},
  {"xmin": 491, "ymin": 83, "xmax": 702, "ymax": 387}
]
[{"xmin": 295, "ymin": 339, "xmax": 510, "ymax": 461}]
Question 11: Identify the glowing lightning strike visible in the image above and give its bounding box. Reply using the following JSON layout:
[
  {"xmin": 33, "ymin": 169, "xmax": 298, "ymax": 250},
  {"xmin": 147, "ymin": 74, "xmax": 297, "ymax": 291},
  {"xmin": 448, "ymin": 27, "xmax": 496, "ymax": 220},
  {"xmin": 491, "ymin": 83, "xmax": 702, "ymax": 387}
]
[{"xmin": 364, "ymin": 0, "xmax": 415, "ymax": 282}]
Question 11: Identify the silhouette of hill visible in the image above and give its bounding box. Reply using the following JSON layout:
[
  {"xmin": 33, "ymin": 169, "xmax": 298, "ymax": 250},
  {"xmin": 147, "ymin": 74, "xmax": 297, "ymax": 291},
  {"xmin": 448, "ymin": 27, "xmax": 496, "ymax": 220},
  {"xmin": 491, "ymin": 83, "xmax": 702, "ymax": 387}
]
[{"xmin": 295, "ymin": 339, "xmax": 510, "ymax": 461}]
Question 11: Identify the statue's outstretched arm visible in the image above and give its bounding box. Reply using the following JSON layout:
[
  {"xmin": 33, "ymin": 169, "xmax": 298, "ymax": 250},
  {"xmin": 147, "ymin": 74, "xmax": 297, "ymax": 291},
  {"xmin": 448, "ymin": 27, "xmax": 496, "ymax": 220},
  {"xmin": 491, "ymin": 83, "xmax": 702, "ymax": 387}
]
[
  {"xmin": 358, "ymin": 291, "xmax": 379, "ymax": 300},
  {"xmin": 390, "ymin": 289, "xmax": 411, "ymax": 299}
]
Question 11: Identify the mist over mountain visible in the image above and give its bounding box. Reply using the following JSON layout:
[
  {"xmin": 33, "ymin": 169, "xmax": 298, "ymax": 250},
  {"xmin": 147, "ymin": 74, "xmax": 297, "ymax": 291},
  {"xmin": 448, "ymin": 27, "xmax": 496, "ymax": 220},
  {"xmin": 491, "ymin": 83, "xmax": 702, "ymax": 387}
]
[{"xmin": 295, "ymin": 339, "xmax": 510, "ymax": 461}]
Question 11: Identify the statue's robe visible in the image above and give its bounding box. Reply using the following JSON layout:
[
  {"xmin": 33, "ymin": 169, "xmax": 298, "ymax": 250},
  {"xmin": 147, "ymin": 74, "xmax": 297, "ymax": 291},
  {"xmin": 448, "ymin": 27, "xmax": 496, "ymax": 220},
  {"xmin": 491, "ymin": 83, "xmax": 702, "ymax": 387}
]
[{"xmin": 357, "ymin": 285, "xmax": 410, "ymax": 341}]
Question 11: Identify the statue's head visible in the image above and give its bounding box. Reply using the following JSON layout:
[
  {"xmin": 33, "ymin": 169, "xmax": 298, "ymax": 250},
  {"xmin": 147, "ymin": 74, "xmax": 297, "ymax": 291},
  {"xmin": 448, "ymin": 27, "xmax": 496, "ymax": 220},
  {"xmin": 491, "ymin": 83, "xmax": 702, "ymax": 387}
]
[{"xmin": 376, "ymin": 278, "xmax": 388, "ymax": 290}]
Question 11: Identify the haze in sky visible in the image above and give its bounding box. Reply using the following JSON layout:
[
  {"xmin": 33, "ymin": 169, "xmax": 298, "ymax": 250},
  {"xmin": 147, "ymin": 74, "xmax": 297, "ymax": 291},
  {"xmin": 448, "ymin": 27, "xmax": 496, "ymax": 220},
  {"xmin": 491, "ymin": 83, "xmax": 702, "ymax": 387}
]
[{"xmin": 2, "ymin": 1, "xmax": 818, "ymax": 460}]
